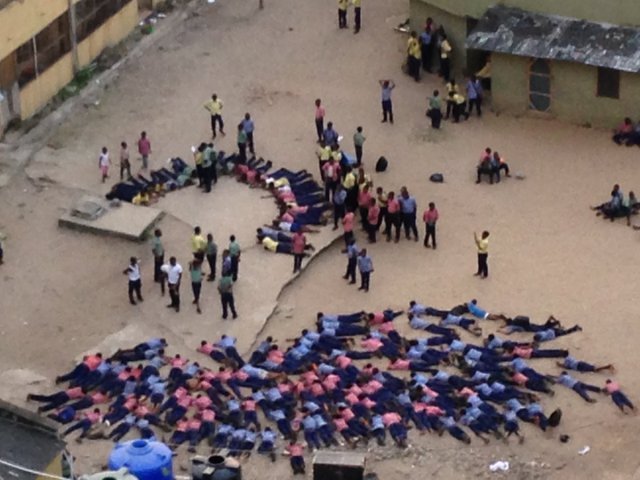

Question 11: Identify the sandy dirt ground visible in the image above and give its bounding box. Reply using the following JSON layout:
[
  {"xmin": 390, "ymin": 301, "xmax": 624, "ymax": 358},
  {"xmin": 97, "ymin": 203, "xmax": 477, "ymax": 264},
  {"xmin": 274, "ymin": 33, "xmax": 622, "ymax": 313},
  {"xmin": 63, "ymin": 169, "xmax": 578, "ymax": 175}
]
[{"xmin": 2, "ymin": 0, "xmax": 640, "ymax": 478}]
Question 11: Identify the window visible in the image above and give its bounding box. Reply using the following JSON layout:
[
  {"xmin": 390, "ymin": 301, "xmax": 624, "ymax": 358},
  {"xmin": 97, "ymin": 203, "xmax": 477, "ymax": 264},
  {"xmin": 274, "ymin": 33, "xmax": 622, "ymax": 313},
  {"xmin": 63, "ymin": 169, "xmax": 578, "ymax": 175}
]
[
  {"xmin": 15, "ymin": 12, "xmax": 71, "ymax": 87},
  {"xmin": 597, "ymin": 67, "xmax": 620, "ymax": 99},
  {"xmin": 75, "ymin": 0, "xmax": 133, "ymax": 43},
  {"xmin": 529, "ymin": 58, "xmax": 551, "ymax": 112}
]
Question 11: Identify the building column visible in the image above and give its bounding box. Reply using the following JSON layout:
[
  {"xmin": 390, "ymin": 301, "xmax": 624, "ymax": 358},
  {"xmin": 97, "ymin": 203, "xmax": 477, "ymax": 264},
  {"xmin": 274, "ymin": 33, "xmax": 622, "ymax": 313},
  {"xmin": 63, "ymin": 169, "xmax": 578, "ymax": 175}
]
[{"xmin": 68, "ymin": 0, "xmax": 79, "ymax": 73}]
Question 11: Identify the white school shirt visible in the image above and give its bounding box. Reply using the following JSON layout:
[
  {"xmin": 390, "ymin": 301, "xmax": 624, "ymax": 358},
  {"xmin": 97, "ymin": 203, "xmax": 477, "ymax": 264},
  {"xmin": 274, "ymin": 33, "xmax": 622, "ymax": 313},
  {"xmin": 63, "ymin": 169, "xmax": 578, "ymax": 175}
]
[
  {"xmin": 127, "ymin": 263, "xmax": 141, "ymax": 281},
  {"xmin": 162, "ymin": 263, "xmax": 183, "ymax": 284},
  {"xmin": 99, "ymin": 152, "xmax": 110, "ymax": 167}
]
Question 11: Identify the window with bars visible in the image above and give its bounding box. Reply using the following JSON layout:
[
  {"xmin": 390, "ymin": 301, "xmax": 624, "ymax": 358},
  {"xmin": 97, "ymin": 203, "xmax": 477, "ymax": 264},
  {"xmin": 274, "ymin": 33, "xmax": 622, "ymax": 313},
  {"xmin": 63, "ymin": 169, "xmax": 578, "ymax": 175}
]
[
  {"xmin": 529, "ymin": 58, "xmax": 551, "ymax": 112},
  {"xmin": 75, "ymin": 0, "xmax": 133, "ymax": 43},
  {"xmin": 15, "ymin": 12, "xmax": 71, "ymax": 87}
]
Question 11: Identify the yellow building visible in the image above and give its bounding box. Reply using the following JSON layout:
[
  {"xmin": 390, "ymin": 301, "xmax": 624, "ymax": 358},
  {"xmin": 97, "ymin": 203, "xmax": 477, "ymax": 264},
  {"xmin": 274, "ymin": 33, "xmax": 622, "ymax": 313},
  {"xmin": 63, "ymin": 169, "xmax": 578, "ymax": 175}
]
[{"xmin": 0, "ymin": 0, "xmax": 140, "ymax": 132}]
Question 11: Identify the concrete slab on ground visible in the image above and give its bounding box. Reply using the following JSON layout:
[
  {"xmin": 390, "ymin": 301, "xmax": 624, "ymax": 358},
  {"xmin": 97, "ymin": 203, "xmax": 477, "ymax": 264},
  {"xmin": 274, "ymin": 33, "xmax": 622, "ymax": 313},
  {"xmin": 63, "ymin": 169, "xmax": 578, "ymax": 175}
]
[{"xmin": 58, "ymin": 197, "xmax": 163, "ymax": 241}]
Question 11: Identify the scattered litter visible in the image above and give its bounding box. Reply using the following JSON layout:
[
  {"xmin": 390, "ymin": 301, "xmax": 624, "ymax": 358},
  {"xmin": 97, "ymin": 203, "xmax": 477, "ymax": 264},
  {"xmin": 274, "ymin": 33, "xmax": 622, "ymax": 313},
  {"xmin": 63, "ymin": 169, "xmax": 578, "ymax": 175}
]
[
  {"xmin": 158, "ymin": 13, "xmax": 166, "ymax": 18},
  {"xmin": 489, "ymin": 461, "xmax": 509, "ymax": 472},
  {"xmin": 578, "ymin": 446, "xmax": 590, "ymax": 455},
  {"xmin": 337, "ymin": 135, "xmax": 344, "ymax": 143},
  {"xmin": 560, "ymin": 434, "xmax": 570, "ymax": 443},
  {"xmin": 207, "ymin": 0, "xmax": 216, "ymax": 3}
]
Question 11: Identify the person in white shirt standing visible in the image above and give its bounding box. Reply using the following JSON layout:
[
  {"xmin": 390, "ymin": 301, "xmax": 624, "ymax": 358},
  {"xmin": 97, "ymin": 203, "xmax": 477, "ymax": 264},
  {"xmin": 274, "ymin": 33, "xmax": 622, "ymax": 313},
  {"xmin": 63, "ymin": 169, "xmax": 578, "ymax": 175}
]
[
  {"xmin": 98, "ymin": 147, "xmax": 110, "ymax": 183},
  {"xmin": 123, "ymin": 257, "xmax": 143, "ymax": 305},
  {"xmin": 162, "ymin": 256, "xmax": 183, "ymax": 312}
]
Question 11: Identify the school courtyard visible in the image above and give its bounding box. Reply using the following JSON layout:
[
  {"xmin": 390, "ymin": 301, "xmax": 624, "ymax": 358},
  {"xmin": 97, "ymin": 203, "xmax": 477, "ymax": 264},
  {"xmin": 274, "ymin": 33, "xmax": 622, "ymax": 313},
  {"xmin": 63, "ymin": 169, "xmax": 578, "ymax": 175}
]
[{"xmin": 0, "ymin": 0, "xmax": 639, "ymax": 478}]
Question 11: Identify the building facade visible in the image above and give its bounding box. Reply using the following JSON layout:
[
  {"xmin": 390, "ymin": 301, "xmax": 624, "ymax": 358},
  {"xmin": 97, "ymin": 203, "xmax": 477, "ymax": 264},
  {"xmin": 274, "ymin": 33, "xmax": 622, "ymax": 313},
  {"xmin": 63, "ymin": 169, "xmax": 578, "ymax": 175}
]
[
  {"xmin": 0, "ymin": 0, "xmax": 139, "ymax": 133},
  {"xmin": 410, "ymin": 0, "xmax": 640, "ymax": 127}
]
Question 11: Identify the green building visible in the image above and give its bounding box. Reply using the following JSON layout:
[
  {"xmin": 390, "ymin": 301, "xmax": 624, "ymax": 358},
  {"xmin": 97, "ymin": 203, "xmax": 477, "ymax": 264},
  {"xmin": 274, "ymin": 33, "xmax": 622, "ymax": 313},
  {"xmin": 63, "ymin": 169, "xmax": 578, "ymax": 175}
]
[{"xmin": 409, "ymin": 0, "xmax": 640, "ymax": 127}]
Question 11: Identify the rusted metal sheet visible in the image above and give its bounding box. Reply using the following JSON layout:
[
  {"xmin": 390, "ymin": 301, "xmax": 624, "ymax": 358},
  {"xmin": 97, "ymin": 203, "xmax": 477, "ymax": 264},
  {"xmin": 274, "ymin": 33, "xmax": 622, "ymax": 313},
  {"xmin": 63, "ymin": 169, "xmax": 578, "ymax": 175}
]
[{"xmin": 466, "ymin": 5, "xmax": 640, "ymax": 72}]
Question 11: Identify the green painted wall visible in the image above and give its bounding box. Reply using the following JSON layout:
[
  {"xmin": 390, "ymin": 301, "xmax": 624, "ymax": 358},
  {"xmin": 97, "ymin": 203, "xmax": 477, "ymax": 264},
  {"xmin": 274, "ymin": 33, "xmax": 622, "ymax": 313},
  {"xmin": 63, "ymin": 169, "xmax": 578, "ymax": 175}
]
[
  {"xmin": 415, "ymin": 0, "xmax": 640, "ymax": 26},
  {"xmin": 491, "ymin": 53, "xmax": 640, "ymax": 127}
]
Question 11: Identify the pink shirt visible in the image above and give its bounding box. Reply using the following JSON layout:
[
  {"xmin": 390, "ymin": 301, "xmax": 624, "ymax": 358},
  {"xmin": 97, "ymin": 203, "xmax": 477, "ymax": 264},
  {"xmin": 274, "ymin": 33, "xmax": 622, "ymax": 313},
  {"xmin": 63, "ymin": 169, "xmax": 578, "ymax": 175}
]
[
  {"xmin": 199, "ymin": 380, "xmax": 212, "ymax": 390},
  {"xmin": 387, "ymin": 198, "xmax": 400, "ymax": 214},
  {"xmin": 242, "ymin": 399, "xmax": 257, "ymax": 411},
  {"xmin": 342, "ymin": 212, "xmax": 355, "ymax": 232},
  {"xmin": 278, "ymin": 382, "xmax": 293, "ymax": 394},
  {"xmin": 138, "ymin": 138, "xmax": 151, "ymax": 155},
  {"xmin": 287, "ymin": 444, "xmax": 304, "ymax": 457},
  {"xmin": 512, "ymin": 372, "xmax": 528, "ymax": 385},
  {"xmin": 198, "ymin": 343, "xmax": 214, "ymax": 354},
  {"xmin": 188, "ymin": 419, "xmax": 202, "ymax": 430},
  {"xmin": 85, "ymin": 411, "xmax": 102, "ymax": 424},
  {"xmin": 370, "ymin": 312, "xmax": 385, "ymax": 325},
  {"xmin": 358, "ymin": 191, "xmax": 372, "ymax": 208},
  {"xmin": 322, "ymin": 162, "xmax": 340, "ymax": 181},
  {"xmin": 176, "ymin": 419, "xmax": 189, "ymax": 432},
  {"xmin": 513, "ymin": 346, "xmax": 532, "ymax": 359},
  {"xmin": 367, "ymin": 205, "xmax": 380, "ymax": 224},
  {"xmin": 194, "ymin": 396, "xmax": 212, "ymax": 410},
  {"xmin": 170, "ymin": 357, "xmax": 187, "ymax": 367},
  {"xmin": 91, "ymin": 392, "xmax": 108, "ymax": 404},
  {"xmin": 345, "ymin": 392, "xmax": 359, "ymax": 404},
  {"xmin": 177, "ymin": 396, "xmax": 193, "ymax": 408},
  {"xmin": 340, "ymin": 408, "xmax": 355, "ymax": 421},
  {"xmin": 310, "ymin": 383, "xmax": 325, "ymax": 396},
  {"xmin": 201, "ymin": 369, "xmax": 216, "ymax": 381},
  {"xmin": 233, "ymin": 370, "xmax": 249, "ymax": 382},
  {"xmin": 175, "ymin": 387, "xmax": 188, "ymax": 399},
  {"xmin": 281, "ymin": 212, "xmax": 295, "ymax": 223},
  {"xmin": 124, "ymin": 396, "xmax": 137, "ymax": 411},
  {"xmin": 292, "ymin": 232, "xmax": 307, "ymax": 254},
  {"xmin": 66, "ymin": 387, "xmax": 84, "ymax": 399},
  {"xmin": 361, "ymin": 338, "xmax": 383, "ymax": 352},
  {"xmin": 423, "ymin": 208, "xmax": 439, "ymax": 224},
  {"xmin": 378, "ymin": 322, "xmax": 395, "ymax": 334},
  {"xmin": 333, "ymin": 418, "xmax": 348, "ymax": 431},
  {"xmin": 84, "ymin": 355, "xmax": 102, "ymax": 370},
  {"xmin": 267, "ymin": 349, "xmax": 284, "ymax": 364},
  {"xmin": 322, "ymin": 374, "xmax": 340, "ymax": 390},
  {"xmin": 360, "ymin": 397, "xmax": 376, "ymax": 409},
  {"xmin": 362, "ymin": 380, "xmax": 383, "ymax": 395},
  {"xmin": 135, "ymin": 405, "xmax": 150, "ymax": 417},
  {"xmin": 605, "ymin": 381, "xmax": 620, "ymax": 394},
  {"xmin": 201, "ymin": 409, "xmax": 215, "ymax": 422},
  {"xmin": 348, "ymin": 384, "xmax": 363, "ymax": 397},
  {"xmin": 315, "ymin": 106, "xmax": 325, "ymax": 120},
  {"xmin": 300, "ymin": 370, "xmax": 319, "ymax": 385},
  {"xmin": 335, "ymin": 355, "xmax": 352, "ymax": 368},
  {"xmin": 422, "ymin": 386, "xmax": 439, "ymax": 398},
  {"xmin": 217, "ymin": 370, "xmax": 232, "ymax": 382},
  {"xmin": 382, "ymin": 412, "xmax": 401, "ymax": 426},
  {"xmin": 425, "ymin": 405, "xmax": 445, "ymax": 416},
  {"xmin": 389, "ymin": 359, "xmax": 410, "ymax": 370}
]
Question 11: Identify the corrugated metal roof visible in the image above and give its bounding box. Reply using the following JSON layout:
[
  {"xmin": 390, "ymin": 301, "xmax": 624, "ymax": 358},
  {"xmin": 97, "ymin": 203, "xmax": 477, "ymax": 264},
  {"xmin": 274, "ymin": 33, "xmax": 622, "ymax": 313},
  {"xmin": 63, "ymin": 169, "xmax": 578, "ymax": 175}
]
[{"xmin": 466, "ymin": 5, "xmax": 640, "ymax": 73}]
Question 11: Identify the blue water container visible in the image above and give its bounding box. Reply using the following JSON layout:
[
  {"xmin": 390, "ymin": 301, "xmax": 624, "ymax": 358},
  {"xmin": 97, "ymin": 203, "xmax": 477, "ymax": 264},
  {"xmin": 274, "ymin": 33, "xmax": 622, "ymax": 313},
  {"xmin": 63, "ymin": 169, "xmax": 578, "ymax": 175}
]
[{"xmin": 108, "ymin": 439, "xmax": 173, "ymax": 480}]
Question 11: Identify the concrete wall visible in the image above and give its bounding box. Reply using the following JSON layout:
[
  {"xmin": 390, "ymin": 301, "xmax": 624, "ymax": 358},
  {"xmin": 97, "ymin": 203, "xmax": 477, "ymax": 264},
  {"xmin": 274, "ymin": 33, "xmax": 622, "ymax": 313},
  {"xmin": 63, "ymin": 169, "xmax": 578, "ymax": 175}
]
[
  {"xmin": 491, "ymin": 53, "xmax": 640, "ymax": 128},
  {"xmin": 414, "ymin": 0, "xmax": 640, "ymax": 26},
  {"xmin": 77, "ymin": 1, "xmax": 138, "ymax": 66},
  {"xmin": 18, "ymin": 2, "xmax": 138, "ymax": 119}
]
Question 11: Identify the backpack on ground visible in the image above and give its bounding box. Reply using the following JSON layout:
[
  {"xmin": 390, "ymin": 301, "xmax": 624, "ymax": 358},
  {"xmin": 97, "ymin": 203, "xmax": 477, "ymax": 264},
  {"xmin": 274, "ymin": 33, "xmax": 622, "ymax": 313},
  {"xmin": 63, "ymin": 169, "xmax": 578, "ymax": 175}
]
[{"xmin": 375, "ymin": 156, "xmax": 388, "ymax": 172}]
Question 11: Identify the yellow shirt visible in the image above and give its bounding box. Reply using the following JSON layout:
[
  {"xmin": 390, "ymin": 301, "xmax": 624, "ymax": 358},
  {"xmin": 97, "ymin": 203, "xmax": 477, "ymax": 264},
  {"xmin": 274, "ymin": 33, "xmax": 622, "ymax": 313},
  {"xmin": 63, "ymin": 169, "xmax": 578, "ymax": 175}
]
[
  {"xmin": 192, "ymin": 234, "xmax": 206, "ymax": 253},
  {"xmin": 194, "ymin": 152, "xmax": 203, "ymax": 166},
  {"xmin": 262, "ymin": 237, "xmax": 278, "ymax": 252},
  {"xmin": 353, "ymin": 0, "xmax": 361, "ymax": 6},
  {"xmin": 446, "ymin": 82, "xmax": 459, "ymax": 95},
  {"xmin": 407, "ymin": 38, "xmax": 420, "ymax": 59},
  {"xmin": 338, "ymin": 0, "xmax": 348, "ymax": 10},
  {"xmin": 332, "ymin": 151, "xmax": 343, "ymax": 162},
  {"xmin": 453, "ymin": 93, "xmax": 466, "ymax": 105},
  {"xmin": 377, "ymin": 193, "xmax": 388, "ymax": 208},
  {"xmin": 204, "ymin": 99, "xmax": 223, "ymax": 115},
  {"xmin": 132, "ymin": 193, "xmax": 149, "ymax": 206},
  {"xmin": 441, "ymin": 39, "xmax": 452, "ymax": 59},
  {"xmin": 342, "ymin": 172, "xmax": 356, "ymax": 189},
  {"xmin": 318, "ymin": 145, "xmax": 332, "ymax": 161},
  {"xmin": 274, "ymin": 178, "xmax": 289, "ymax": 188},
  {"xmin": 475, "ymin": 235, "xmax": 489, "ymax": 254}
]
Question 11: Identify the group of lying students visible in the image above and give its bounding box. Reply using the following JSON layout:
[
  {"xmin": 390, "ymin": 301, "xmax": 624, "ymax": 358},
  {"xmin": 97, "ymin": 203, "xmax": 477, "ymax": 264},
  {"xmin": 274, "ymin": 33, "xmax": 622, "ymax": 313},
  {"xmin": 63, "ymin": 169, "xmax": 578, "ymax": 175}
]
[{"xmin": 28, "ymin": 298, "xmax": 634, "ymax": 475}]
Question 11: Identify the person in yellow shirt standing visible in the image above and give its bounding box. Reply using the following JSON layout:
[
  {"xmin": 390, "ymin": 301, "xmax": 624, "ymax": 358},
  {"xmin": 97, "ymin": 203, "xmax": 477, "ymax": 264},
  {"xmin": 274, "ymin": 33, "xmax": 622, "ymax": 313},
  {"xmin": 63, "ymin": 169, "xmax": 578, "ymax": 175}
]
[
  {"xmin": 407, "ymin": 31, "xmax": 421, "ymax": 82},
  {"xmin": 474, "ymin": 231, "xmax": 490, "ymax": 278},
  {"xmin": 338, "ymin": 0, "xmax": 348, "ymax": 29},
  {"xmin": 439, "ymin": 33, "xmax": 452, "ymax": 81},
  {"xmin": 353, "ymin": 0, "xmax": 361, "ymax": 33},
  {"xmin": 192, "ymin": 226, "xmax": 207, "ymax": 258},
  {"xmin": 203, "ymin": 94, "xmax": 225, "ymax": 139}
]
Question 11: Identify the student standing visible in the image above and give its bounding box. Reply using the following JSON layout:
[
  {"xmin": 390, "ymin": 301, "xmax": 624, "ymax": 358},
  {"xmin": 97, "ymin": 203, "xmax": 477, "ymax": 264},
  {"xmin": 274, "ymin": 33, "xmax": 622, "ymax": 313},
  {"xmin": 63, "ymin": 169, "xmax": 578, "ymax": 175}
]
[
  {"xmin": 353, "ymin": 0, "xmax": 361, "ymax": 33},
  {"xmin": 466, "ymin": 75, "xmax": 483, "ymax": 118},
  {"xmin": 423, "ymin": 202, "xmax": 439, "ymax": 248},
  {"xmin": 314, "ymin": 99, "xmax": 325, "ymax": 143},
  {"xmin": 474, "ymin": 231, "xmax": 490, "ymax": 278},
  {"xmin": 123, "ymin": 257, "xmax": 143, "ymax": 305},
  {"xmin": 366, "ymin": 198, "xmax": 380, "ymax": 243},
  {"xmin": 151, "ymin": 229, "xmax": 165, "ymax": 295},
  {"xmin": 444, "ymin": 79, "xmax": 458, "ymax": 119},
  {"xmin": 189, "ymin": 257, "xmax": 203, "ymax": 314},
  {"xmin": 338, "ymin": 0, "xmax": 348, "ymax": 28},
  {"xmin": 342, "ymin": 210, "xmax": 355, "ymax": 246},
  {"xmin": 427, "ymin": 90, "xmax": 442, "ymax": 129},
  {"xmin": 342, "ymin": 239, "xmax": 358, "ymax": 284},
  {"xmin": 376, "ymin": 187, "xmax": 388, "ymax": 230},
  {"xmin": 163, "ymin": 256, "xmax": 183, "ymax": 312},
  {"xmin": 119, "ymin": 142, "xmax": 131, "ymax": 180},
  {"xmin": 137, "ymin": 131, "xmax": 151, "ymax": 171},
  {"xmin": 218, "ymin": 274, "xmax": 238, "ymax": 320},
  {"xmin": 292, "ymin": 231, "xmax": 307, "ymax": 273},
  {"xmin": 191, "ymin": 226, "xmax": 206, "ymax": 257},
  {"xmin": 399, "ymin": 187, "xmax": 419, "ymax": 241},
  {"xmin": 385, "ymin": 191, "xmax": 401, "ymax": 242},
  {"xmin": 242, "ymin": 113, "xmax": 256, "ymax": 156},
  {"xmin": 332, "ymin": 184, "xmax": 347, "ymax": 230},
  {"xmin": 205, "ymin": 233, "xmax": 218, "ymax": 281},
  {"xmin": 379, "ymin": 80, "xmax": 395, "ymax": 124},
  {"xmin": 407, "ymin": 31, "xmax": 421, "ymax": 82},
  {"xmin": 201, "ymin": 144, "xmax": 213, "ymax": 193},
  {"xmin": 353, "ymin": 127, "xmax": 366, "ymax": 166},
  {"xmin": 204, "ymin": 94, "xmax": 225, "ymax": 138},
  {"xmin": 357, "ymin": 249, "xmax": 373, "ymax": 292},
  {"xmin": 237, "ymin": 123, "xmax": 248, "ymax": 164},
  {"xmin": 420, "ymin": 22, "xmax": 433, "ymax": 72},
  {"xmin": 439, "ymin": 33, "xmax": 452, "ymax": 81},
  {"xmin": 229, "ymin": 235, "xmax": 241, "ymax": 282},
  {"xmin": 98, "ymin": 147, "xmax": 110, "ymax": 183}
]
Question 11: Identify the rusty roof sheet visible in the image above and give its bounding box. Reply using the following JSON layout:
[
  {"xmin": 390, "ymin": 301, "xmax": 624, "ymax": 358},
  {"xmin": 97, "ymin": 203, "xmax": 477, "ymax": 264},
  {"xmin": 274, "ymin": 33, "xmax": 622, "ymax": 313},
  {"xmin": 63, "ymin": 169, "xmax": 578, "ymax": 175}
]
[{"xmin": 466, "ymin": 5, "xmax": 640, "ymax": 73}]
